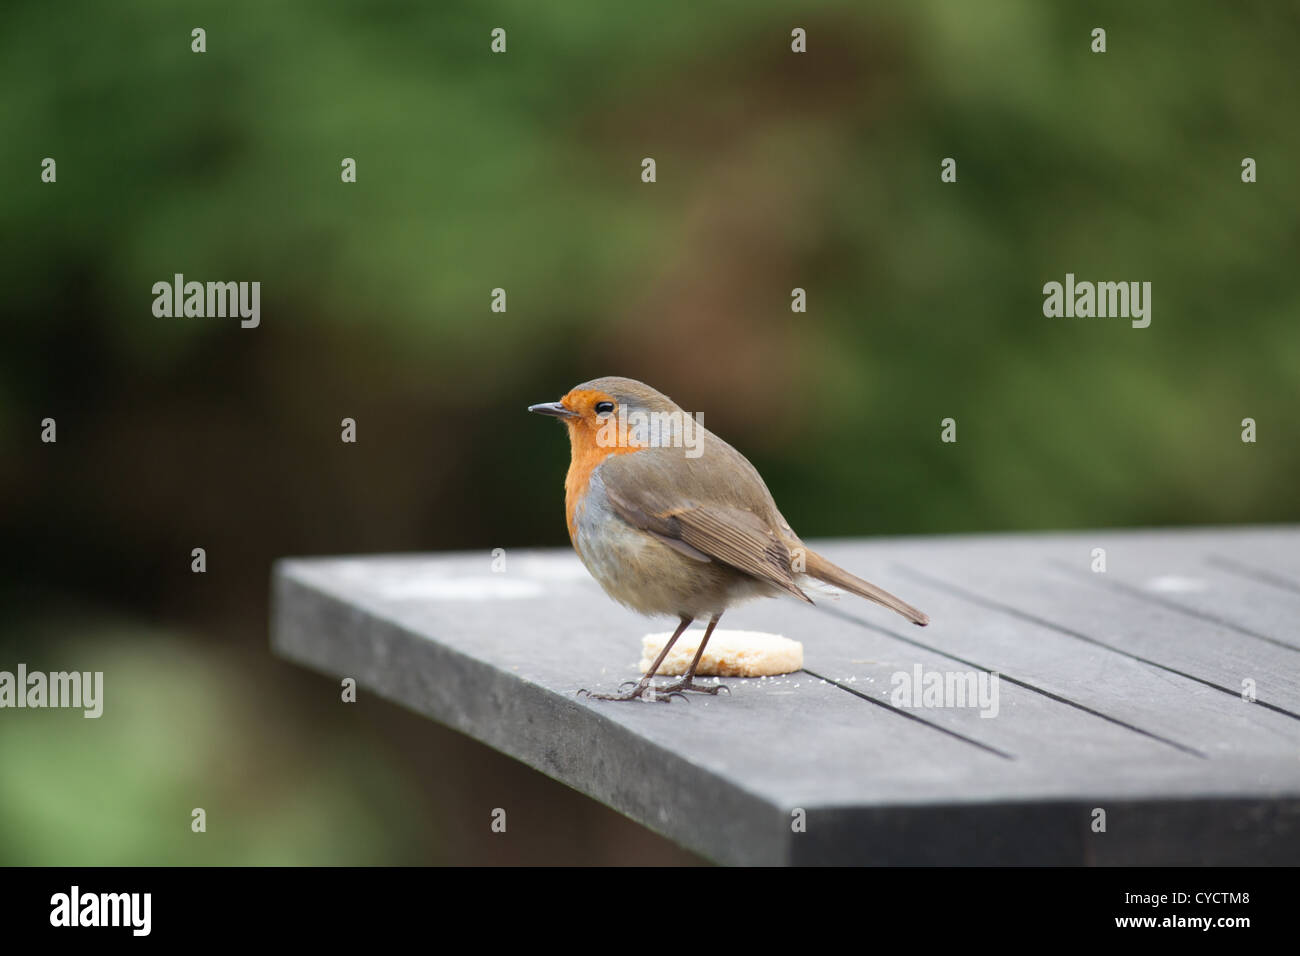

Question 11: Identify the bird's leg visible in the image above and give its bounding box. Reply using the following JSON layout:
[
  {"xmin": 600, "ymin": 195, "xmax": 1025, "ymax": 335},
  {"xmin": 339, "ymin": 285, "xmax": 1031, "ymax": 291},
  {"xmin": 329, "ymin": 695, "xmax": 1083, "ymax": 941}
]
[
  {"xmin": 579, "ymin": 617, "xmax": 693, "ymax": 702},
  {"xmin": 656, "ymin": 613, "xmax": 729, "ymax": 695}
]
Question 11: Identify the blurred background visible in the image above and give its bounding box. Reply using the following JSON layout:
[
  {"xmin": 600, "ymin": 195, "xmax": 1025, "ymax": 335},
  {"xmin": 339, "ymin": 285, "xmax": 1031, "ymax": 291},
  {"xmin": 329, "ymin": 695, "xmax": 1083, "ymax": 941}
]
[{"xmin": 1, "ymin": 0, "xmax": 1297, "ymax": 864}]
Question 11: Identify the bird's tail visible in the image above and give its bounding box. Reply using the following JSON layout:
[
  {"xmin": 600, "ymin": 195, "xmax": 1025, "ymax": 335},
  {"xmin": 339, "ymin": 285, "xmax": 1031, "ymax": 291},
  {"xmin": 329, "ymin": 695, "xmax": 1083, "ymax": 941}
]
[{"xmin": 803, "ymin": 549, "xmax": 930, "ymax": 626}]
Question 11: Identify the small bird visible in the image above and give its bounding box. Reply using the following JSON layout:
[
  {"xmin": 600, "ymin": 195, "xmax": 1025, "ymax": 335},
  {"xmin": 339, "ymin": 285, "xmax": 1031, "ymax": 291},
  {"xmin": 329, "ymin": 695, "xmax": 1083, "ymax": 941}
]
[{"xmin": 530, "ymin": 377, "xmax": 929, "ymax": 702}]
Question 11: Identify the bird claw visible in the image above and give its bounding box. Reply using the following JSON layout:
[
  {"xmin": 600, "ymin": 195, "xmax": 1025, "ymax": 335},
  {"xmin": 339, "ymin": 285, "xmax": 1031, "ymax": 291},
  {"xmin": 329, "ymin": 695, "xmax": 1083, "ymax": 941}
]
[
  {"xmin": 655, "ymin": 679, "xmax": 730, "ymax": 696},
  {"xmin": 576, "ymin": 683, "xmax": 688, "ymax": 703}
]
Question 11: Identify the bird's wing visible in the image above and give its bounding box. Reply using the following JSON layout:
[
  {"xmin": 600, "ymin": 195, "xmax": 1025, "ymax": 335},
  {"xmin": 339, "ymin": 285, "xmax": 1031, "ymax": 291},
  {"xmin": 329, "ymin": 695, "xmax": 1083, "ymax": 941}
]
[{"xmin": 599, "ymin": 452, "xmax": 812, "ymax": 603}]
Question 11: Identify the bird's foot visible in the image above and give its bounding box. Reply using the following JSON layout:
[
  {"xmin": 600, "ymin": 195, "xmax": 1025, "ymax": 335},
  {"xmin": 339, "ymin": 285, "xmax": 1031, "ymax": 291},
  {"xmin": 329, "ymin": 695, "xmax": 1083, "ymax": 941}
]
[
  {"xmin": 653, "ymin": 677, "xmax": 730, "ymax": 696},
  {"xmin": 577, "ymin": 684, "xmax": 685, "ymax": 703}
]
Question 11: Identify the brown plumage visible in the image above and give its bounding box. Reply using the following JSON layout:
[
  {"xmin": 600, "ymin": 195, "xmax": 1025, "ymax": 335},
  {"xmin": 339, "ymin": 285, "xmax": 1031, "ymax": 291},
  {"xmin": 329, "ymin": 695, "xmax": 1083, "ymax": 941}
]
[{"xmin": 530, "ymin": 376, "xmax": 929, "ymax": 701}]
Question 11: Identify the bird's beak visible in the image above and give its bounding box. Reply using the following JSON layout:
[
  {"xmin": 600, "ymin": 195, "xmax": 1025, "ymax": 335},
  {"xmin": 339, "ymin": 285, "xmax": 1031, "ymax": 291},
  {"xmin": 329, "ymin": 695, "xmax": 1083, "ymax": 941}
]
[{"xmin": 528, "ymin": 401, "xmax": 578, "ymax": 420}]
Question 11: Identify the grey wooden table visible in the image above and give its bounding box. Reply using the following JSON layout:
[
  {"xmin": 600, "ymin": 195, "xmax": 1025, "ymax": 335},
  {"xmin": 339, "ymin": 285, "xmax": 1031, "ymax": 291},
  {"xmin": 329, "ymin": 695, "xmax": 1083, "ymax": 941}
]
[{"xmin": 271, "ymin": 526, "xmax": 1300, "ymax": 865}]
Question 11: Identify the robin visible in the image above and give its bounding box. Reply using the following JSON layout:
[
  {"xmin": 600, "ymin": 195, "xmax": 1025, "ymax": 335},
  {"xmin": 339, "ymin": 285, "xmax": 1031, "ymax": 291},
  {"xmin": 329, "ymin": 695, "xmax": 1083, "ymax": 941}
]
[{"xmin": 530, "ymin": 376, "xmax": 929, "ymax": 702}]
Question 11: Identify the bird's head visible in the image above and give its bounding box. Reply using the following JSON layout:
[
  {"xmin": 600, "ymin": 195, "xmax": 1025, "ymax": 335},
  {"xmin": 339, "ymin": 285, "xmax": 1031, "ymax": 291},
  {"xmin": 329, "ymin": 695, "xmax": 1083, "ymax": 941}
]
[
  {"xmin": 529, "ymin": 377, "xmax": 674, "ymax": 429},
  {"xmin": 529, "ymin": 377, "xmax": 695, "ymax": 455}
]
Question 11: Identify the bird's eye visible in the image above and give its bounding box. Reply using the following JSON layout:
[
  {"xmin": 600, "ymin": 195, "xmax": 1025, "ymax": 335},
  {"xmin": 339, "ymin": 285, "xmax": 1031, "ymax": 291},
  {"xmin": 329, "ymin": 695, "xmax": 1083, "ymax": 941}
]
[{"xmin": 594, "ymin": 401, "xmax": 615, "ymax": 415}]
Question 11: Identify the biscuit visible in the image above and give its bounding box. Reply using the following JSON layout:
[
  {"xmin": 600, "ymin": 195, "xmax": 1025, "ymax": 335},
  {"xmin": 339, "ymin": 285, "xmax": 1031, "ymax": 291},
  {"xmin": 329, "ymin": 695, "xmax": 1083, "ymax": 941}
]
[{"xmin": 639, "ymin": 629, "xmax": 803, "ymax": 677}]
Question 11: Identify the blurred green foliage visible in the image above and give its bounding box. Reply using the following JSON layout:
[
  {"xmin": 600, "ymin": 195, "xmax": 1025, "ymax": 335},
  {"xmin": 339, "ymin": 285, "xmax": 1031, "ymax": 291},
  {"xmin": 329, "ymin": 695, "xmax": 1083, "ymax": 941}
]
[
  {"xmin": 0, "ymin": 623, "xmax": 431, "ymax": 864},
  {"xmin": 1, "ymin": 1, "xmax": 1296, "ymax": 863}
]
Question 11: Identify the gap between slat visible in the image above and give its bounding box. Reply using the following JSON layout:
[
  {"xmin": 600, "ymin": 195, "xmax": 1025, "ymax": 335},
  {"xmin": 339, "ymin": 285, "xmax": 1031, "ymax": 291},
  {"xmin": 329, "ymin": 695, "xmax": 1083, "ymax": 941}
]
[
  {"xmin": 1047, "ymin": 559, "xmax": 1300, "ymax": 654},
  {"xmin": 1207, "ymin": 555, "xmax": 1300, "ymax": 599},
  {"xmin": 802, "ymin": 668, "xmax": 1015, "ymax": 760},
  {"xmin": 812, "ymin": 602, "xmax": 1207, "ymax": 759},
  {"xmin": 892, "ymin": 564, "xmax": 1300, "ymax": 725}
]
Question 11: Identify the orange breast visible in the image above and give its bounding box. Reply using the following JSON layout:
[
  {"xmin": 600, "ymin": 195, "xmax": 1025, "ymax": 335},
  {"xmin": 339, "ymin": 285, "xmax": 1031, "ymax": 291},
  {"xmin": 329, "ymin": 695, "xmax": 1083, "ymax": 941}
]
[{"xmin": 564, "ymin": 427, "xmax": 642, "ymax": 544}]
